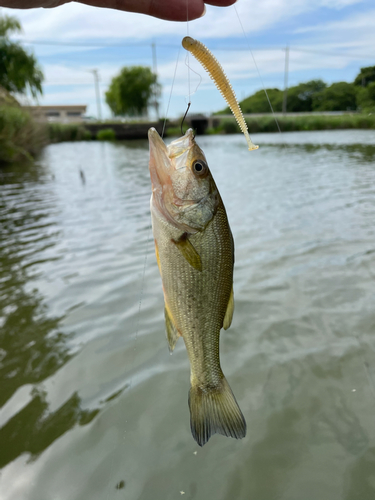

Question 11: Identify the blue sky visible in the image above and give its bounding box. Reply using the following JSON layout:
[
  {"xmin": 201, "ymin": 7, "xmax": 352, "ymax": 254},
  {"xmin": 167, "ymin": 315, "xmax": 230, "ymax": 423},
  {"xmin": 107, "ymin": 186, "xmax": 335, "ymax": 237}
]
[{"xmin": 2, "ymin": 0, "xmax": 375, "ymax": 119}]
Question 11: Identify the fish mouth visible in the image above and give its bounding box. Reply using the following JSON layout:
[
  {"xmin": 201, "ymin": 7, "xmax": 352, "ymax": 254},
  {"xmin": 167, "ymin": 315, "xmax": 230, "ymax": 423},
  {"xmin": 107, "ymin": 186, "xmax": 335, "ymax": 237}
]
[
  {"xmin": 167, "ymin": 128, "xmax": 195, "ymax": 159},
  {"xmin": 148, "ymin": 128, "xmax": 170, "ymax": 192},
  {"xmin": 148, "ymin": 127, "xmax": 195, "ymax": 191}
]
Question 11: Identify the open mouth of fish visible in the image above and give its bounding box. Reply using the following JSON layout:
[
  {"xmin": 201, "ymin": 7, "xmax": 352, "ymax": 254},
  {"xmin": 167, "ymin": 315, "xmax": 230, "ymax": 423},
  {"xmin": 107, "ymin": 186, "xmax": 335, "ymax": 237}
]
[{"xmin": 148, "ymin": 127, "xmax": 201, "ymax": 207}]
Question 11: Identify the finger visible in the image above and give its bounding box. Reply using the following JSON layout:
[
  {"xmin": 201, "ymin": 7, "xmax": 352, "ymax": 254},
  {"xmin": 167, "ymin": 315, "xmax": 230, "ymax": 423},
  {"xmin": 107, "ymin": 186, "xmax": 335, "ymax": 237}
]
[
  {"xmin": 204, "ymin": 0, "xmax": 237, "ymax": 5},
  {"xmin": 76, "ymin": 0, "xmax": 206, "ymax": 21}
]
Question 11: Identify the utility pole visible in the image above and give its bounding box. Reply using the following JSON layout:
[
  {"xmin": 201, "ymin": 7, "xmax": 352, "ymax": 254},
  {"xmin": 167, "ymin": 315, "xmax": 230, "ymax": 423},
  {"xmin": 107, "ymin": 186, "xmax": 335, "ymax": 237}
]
[
  {"xmin": 151, "ymin": 42, "xmax": 160, "ymax": 120},
  {"xmin": 282, "ymin": 46, "xmax": 289, "ymax": 115},
  {"xmin": 89, "ymin": 69, "xmax": 102, "ymax": 121}
]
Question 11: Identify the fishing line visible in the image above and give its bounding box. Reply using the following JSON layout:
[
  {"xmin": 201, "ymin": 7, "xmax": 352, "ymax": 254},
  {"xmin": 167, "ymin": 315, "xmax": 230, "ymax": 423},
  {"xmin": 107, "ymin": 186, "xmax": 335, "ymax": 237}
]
[
  {"xmin": 162, "ymin": 47, "xmax": 181, "ymax": 138},
  {"xmin": 126, "ymin": 223, "xmax": 153, "ymax": 397},
  {"xmin": 183, "ymin": 1, "xmax": 207, "ymax": 121},
  {"xmin": 233, "ymin": 4, "xmax": 283, "ymax": 136},
  {"xmin": 184, "ymin": 54, "xmax": 203, "ymax": 100},
  {"xmin": 186, "ymin": 0, "xmax": 192, "ymax": 111},
  {"xmin": 105, "ymin": 221, "xmax": 152, "ymax": 500}
]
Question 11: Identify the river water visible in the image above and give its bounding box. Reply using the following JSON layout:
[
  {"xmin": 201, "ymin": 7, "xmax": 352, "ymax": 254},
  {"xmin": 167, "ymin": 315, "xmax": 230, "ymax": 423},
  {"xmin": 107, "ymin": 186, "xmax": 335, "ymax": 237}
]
[{"xmin": 1, "ymin": 130, "xmax": 375, "ymax": 500}]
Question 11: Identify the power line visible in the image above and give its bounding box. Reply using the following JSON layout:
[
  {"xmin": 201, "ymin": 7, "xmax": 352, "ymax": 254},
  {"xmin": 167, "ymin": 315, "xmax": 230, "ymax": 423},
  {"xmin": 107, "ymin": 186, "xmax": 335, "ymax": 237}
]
[
  {"xmin": 9, "ymin": 38, "xmax": 152, "ymax": 47},
  {"xmin": 8, "ymin": 37, "xmax": 375, "ymax": 59}
]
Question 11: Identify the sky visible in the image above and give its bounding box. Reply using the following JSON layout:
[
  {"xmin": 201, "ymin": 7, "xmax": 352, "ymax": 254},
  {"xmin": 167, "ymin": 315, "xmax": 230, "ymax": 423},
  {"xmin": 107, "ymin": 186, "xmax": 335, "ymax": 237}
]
[{"xmin": 2, "ymin": 0, "xmax": 375, "ymax": 120}]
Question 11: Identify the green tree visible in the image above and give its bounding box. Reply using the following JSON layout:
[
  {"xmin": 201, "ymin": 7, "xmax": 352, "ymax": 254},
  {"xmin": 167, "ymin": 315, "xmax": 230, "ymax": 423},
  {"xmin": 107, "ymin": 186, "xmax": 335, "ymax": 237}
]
[
  {"xmin": 0, "ymin": 15, "xmax": 44, "ymax": 98},
  {"xmin": 354, "ymin": 66, "xmax": 375, "ymax": 87},
  {"xmin": 286, "ymin": 80, "xmax": 327, "ymax": 112},
  {"xmin": 105, "ymin": 66, "xmax": 160, "ymax": 117},
  {"xmin": 215, "ymin": 80, "xmax": 327, "ymax": 114},
  {"xmin": 215, "ymin": 89, "xmax": 282, "ymax": 115},
  {"xmin": 240, "ymin": 89, "xmax": 283, "ymax": 113},
  {"xmin": 312, "ymin": 82, "xmax": 357, "ymax": 111},
  {"xmin": 356, "ymin": 82, "xmax": 375, "ymax": 113}
]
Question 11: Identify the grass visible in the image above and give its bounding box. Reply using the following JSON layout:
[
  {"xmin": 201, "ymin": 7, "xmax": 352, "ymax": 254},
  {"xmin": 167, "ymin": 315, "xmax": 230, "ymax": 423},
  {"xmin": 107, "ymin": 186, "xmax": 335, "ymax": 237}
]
[
  {"xmin": 207, "ymin": 113, "xmax": 375, "ymax": 135},
  {"xmin": 96, "ymin": 128, "xmax": 116, "ymax": 141},
  {"xmin": 49, "ymin": 123, "xmax": 92, "ymax": 142},
  {"xmin": 164, "ymin": 126, "xmax": 183, "ymax": 137},
  {"xmin": 48, "ymin": 124, "xmax": 117, "ymax": 142},
  {"xmin": 0, "ymin": 105, "xmax": 47, "ymax": 164}
]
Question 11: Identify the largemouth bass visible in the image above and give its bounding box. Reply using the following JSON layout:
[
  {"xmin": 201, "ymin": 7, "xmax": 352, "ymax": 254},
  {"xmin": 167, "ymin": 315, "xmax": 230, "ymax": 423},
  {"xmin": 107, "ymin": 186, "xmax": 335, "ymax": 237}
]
[{"xmin": 148, "ymin": 127, "xmax": 246, "ymax": 446}]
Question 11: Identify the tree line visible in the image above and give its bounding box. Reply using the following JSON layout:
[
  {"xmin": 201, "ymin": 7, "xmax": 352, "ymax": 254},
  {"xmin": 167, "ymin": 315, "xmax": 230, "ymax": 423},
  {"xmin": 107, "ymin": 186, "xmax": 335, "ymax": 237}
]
[{"xmin": 217, "ymin": 67, "xmax": 375, "ymax": 115}]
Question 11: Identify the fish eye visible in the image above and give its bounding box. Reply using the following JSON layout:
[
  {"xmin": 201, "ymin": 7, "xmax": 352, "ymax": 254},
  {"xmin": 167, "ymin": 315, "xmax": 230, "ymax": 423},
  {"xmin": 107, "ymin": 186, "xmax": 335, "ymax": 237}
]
[{"xmin": 192, "ymin": 160, "xmax": 207, "ymax": 175}]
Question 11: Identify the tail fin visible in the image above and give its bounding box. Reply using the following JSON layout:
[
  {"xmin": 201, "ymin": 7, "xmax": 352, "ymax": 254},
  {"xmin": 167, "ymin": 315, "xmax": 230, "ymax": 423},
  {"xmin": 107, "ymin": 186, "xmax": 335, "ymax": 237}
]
[{"xmin": 188, "ymin": 377, "xmax": 246, "ymax": 447}]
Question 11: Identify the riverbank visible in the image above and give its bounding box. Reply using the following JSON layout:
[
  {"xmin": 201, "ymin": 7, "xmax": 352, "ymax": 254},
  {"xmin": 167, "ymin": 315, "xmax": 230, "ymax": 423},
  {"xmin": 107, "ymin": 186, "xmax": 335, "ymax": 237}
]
[
  {"xmin": 210, "ymin": 113, "xmax": 375, "ymax": 134},
  {"xmin": 2, "ymin": 112, "xmax": 374, "ymax": 164},
  {"xmin": 47, "ymin": 113, "xmax": 374, "ymax": 143}
]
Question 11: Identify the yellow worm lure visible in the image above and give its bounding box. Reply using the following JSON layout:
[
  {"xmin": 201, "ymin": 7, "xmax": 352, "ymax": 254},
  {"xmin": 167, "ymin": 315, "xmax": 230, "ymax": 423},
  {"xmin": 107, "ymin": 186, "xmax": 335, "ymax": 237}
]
[{"xmin": 182, "ymin": 36, "xmax": 259, "ymax": 151}]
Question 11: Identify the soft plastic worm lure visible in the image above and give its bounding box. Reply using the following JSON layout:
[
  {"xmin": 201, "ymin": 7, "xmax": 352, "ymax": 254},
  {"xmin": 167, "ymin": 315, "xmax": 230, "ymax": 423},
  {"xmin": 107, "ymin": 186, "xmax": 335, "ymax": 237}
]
[{"xmin": 182, "ymin": 36, "xmax": 259, "ymax": 151}]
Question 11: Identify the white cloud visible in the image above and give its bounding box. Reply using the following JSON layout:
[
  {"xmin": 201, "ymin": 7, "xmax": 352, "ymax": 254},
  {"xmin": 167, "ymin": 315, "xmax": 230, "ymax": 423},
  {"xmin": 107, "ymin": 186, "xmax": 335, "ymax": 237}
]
[
  {"xmin": 295, "ymin": 7, "xmax": 375, "ymax": 33},
  {"xmin": 292, "ymin": 8, "xmax": 375, "ymax": 59},
  {"xmin": 319, "ymin": 0, "xmax": 363, "ymax": 7}
]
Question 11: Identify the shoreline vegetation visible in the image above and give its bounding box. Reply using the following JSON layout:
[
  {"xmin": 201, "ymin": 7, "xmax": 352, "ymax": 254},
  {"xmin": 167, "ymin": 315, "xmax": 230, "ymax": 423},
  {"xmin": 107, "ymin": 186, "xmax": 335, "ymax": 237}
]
[
  {"xmin": 0, "ymin": 100, "xmax": 47, "ymax": 164},
  {"xmin": 206, "ymin": 113, "xmax": 375, "ymax": 135},
  {"xmin": 1, "ymin": 110, "xmax": 375, "ymax": 165},
  {"xmin": 48, "ymin": 112, "xmax": 375, "ymax": 144}
]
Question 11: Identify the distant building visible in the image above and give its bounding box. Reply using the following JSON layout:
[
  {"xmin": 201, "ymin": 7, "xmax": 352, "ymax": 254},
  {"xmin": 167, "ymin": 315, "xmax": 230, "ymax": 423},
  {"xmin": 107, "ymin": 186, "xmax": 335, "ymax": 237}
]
[{"xmin": 24, "ymin": 105, "xmax": 87, "ymax": 123}]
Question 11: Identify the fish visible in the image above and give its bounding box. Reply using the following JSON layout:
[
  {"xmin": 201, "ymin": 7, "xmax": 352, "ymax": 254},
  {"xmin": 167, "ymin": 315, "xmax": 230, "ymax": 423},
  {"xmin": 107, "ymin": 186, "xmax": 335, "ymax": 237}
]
[{"xmin": 148, "ymin": 127, "xmax": 246, "ymax": 446}]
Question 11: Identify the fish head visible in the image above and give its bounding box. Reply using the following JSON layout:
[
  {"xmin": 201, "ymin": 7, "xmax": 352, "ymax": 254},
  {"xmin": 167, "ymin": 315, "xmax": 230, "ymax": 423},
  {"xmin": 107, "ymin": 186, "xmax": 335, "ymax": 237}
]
[{"xmin": 149, "ymin": 128, "xmax": 219, "ymax": 232}]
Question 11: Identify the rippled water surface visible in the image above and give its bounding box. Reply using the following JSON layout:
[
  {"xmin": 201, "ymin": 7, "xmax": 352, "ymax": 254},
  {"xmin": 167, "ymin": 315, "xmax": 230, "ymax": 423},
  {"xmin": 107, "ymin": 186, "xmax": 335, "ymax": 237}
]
[{"xmin": 1, "ymin": 130, "xmax": 375, "ymax": 500}]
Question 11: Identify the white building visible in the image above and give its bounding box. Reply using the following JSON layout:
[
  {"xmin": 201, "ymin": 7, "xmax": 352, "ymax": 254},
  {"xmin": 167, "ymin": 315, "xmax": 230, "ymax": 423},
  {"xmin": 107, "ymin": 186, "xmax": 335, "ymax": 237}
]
[{"xmin": 24, "ymin": 105, "xmax": 88, "ymax": 123}]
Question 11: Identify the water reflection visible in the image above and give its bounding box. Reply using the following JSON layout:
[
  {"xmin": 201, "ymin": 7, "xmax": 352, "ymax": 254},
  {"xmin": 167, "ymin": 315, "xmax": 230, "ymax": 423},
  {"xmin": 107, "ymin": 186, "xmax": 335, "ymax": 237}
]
[
  {"xmin": 345, "ymin": 447, "xmax": 375, "ymax": 500},
  {"xmin": 0, "ymin": 389, "xmax": 98, "ymax": 468},
  {"xmin": 0, "ymin": 161, "xmax": 80, "ymax": 467}
]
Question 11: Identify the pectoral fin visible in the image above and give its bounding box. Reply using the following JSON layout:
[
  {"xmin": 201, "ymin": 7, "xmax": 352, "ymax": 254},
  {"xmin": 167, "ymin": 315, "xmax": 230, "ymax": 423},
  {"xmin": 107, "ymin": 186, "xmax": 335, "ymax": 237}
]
[
  {"xmin": 223, "ymin": 287, "xmax": 234, "ymax": 330},
  {"xmin": 172, "ymin": 233, "xmax": 202, "ymax": 272},
  {"xmin": 165, "ymin": 303, "xmax": 181, "ymax": 353}
]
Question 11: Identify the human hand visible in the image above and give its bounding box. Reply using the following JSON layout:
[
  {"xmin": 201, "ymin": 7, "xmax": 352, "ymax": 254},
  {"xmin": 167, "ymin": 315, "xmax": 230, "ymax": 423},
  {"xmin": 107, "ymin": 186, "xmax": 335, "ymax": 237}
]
[{"xmin": 0, "ymin": 0, "xmax": 237, "ymax": 22}]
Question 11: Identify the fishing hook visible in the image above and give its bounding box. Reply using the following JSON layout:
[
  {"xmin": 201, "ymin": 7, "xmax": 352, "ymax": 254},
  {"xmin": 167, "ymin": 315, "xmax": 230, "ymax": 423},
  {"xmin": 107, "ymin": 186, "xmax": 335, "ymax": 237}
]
[{"xmin": 181, "ymin": 102, "xmax": 191, "ymax": 135}]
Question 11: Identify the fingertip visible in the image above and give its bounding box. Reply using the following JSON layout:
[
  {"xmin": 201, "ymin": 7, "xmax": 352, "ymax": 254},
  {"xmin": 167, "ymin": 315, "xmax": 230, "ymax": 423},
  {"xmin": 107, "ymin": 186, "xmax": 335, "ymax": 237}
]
[
  {"xmin": 148, "ymin": 0, "xmax": 205, "ymax": 22},
  {"xmin": 204, "ymin": 0, "xmax": 237, "ymax": 6},
  {"xmin": 199, "ymin": 4, "xmax": 206, "ymax": 17}
]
